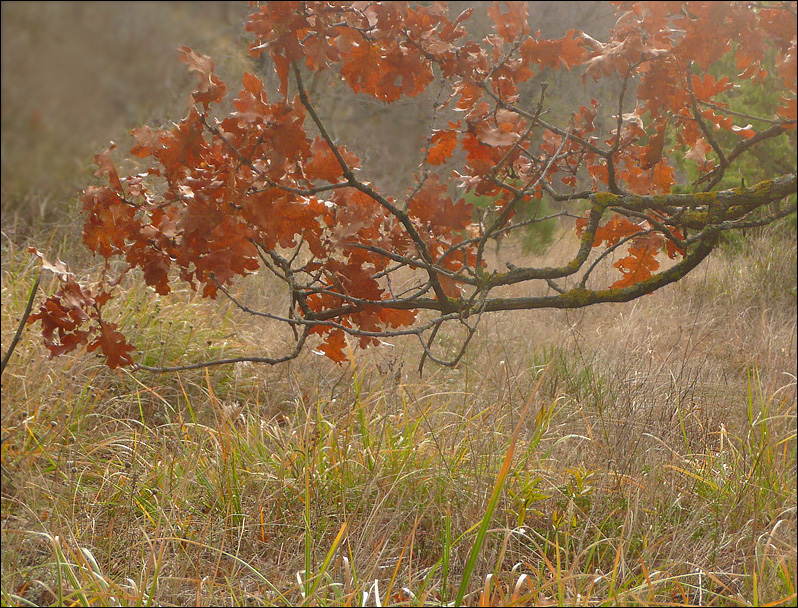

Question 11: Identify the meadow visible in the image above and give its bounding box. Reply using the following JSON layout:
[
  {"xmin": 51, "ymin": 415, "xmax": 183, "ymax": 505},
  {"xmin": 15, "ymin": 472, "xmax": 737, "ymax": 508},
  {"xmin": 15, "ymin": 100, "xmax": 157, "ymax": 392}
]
[{"xmin": 3, "ymin": 212, "xmax": 796, "ymax": 606}]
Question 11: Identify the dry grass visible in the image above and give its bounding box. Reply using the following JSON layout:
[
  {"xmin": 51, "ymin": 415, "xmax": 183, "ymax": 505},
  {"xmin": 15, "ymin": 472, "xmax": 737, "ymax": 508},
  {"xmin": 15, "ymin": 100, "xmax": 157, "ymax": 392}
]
[
  {"xmin": 1, "ymin": 1, "xmax": 252, "ymax": 229},
  {"xmin": 2, "ymin": 222, "xmax": 795, "ymax": 606}
]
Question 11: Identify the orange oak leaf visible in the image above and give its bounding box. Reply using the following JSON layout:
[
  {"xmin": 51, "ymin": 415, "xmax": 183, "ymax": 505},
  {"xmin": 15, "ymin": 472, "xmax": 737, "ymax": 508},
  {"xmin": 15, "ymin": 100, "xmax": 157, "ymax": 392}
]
[
  {"xmin": 244, "ymin": 2, "xmax": 308, "ymax": 95},
  {"xmin": 650, "ymin": 162, "xmax": 676, "ymax": 194},
  {"xmin": 454, "ymin": 80, "xmax": 484, "ymax": 110},
  {"xmin": 641, "ymin": 122, "xmax": 667, "ymax": 169},
  {"xmin": 379, "ymin": 306, "xmax": 418, "ymax": 329},
  {"xmin": 81, "ymin": 186, "xmax": 140, "ymax": 258},
  {"xmin": 27, "ymin": 247, "xmax": 72, "ymax": 282},
  {"xmin": 87, "ymin": 322, "xmax": 136, "ymax": 369},
  {"xmin": 304, "ymin": 137, "xmax": 360, "ymax": 183},
  {"xmin": 684, "ymin": 136, "xmax": 712, "ymax": 165},
  {"xmin": 131, "ymin": 108, "xmax": 207, "ymax": 183},
  {"xmin": 26, "ymin": 249, "xmax": 133, "ymax": 363},
  {"xmin": 690, "ymin": 73, "xmax": 734, "ymax": 100},
  {"xmin": 136, "ymin": 251, "xmax": 173, "ymax": 296},
  {"xmin": 486, "ymin": 1, "xmax": 529, "ymax": 43},
  {"xmin": 408, "ymin": 174, "xmax": 473, "ymax": 233},
  {"xmin": 437, "ymin": 273, "xmax": 463, "ymax": 299},
  {"xmin": 520, "ymin": 29, "xmax": 587, "ymax": 70},
  {"xmin": 428, "ymin": 128, "xmax": 459, "ymax": 166},
  {"xmin": 179, "ymin": 46, "xmax": 226, "ymax": 109},
  {"xmin": 776, "ymin": 97, "xmax": 796, "ymax": 127},
  {"xmin": 731, "ymin": 124, "xmax": 756, "ymax": 139},
  {"xmin": 590, "ymin": 214, "xmax": 643, "ymax": 247},
  {"xmin": 29, "ymin": 293, "xmax": 92, "ymax": 358},
  {"xmin": 93, "ymin": 145, "xmax": 125, "ymax": 194},
  {"xmin": 700, "ymin": 107, "xmax": 734, "ymax": 131},
  {"xmin": 318, "ymin": 329, "xmax": 348, "ymax": 364},
  {"xmin": 476, "ymin": 110, "xmax": 522, "ymax": 147},
  {"xmin": 665, "ymin": 228, "xmax": 685, "ymax": 259},
  {"xmin": 337, "ymin": 27, "xmax": 432, "ymax": 102},
  {"xmin": 612, "ymin": 245, "xmax": 660, "ymax": 289}
]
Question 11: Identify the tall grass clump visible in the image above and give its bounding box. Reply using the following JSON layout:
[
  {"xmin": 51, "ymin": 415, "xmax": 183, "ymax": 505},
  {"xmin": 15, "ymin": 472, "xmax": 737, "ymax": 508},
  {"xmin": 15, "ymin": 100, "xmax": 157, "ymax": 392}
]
[{"xmin": 1, "ymin": 188, "xmax": 794, "ymax": 607}]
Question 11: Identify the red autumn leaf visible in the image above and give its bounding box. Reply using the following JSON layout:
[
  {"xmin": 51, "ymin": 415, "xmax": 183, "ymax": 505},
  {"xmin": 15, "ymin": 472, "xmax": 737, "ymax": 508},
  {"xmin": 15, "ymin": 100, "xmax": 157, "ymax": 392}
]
[
  {"xmin": 304, "ymin": 137, "xmax": 360, "ymax": 182},
  {"xmin": 379, "ymin": 306, "xmax": 418, "ymax": 329},
  {"xmin": 665, "ymin": 228, "xmax": 685, "ymax": 259},
  {"xmin": 592, "ymin": 214, "xmax": 643, "ymax": 247},
  {"xmin": 428, "ymin": 128, "xmax": 459, "ymax": 166},
  {"xmin": 29, "ymin": 291, "xmax": 93, "ymax": 357},
  {"xmin": 587, "ymin": 160, "xmax": 610, "ymax": 185},
  {"xmin": 29, "ymin": 295, "xmax": 84, "ymax": 335},
  {"xmin": 477, "ymin": 124, "xmax": 518, "ymax": 147},
  {"xmin": 138, "ymin": 251, "xmax": 173, "ymax": 296},
  {"xmin": 81, "ymin": 186, "xmax": 140, "ymax": 258},
  {"xmin": 690, "ymin": 73, "xmax": 734, "ymax": 100},
  {"xmin": 486, "ymin": 1, "xmax": 529, "ymax": 43},
  {"xmin": 26, "ymin": 249, "xmax": 126, "ymax": 362},
  {"xmin": 476, "ymin": 110, "xmax": 522, "ymax": 148},
  {"xmin": 87, "ymin": 322, "xmax": 136, "ymax": 369},
  {"xmin": 337, "ymin": 27, "xmax": 433, "ymax": 102},
  {"xmin": 179, "ymin": 46, "xmax": 226, "ymax": 109},
  {"xmin": 57, "ymin": 280, "xmax": 97, "ymax": 314},
  {"xmin": 408, "ymin": 174, "xmax": 473, "ymax": 233},
  {"xmin": 641, "ymin": 122, "xmax": 667, "ymax": 169},
  {"xmin": 684, "ymin": 137, "xmax": 712, "ymax": 165},
  {"xmin": 612, "ymin": 245, "xmax": 660, "ymax": 289},
  {"xmin": 731, "ymin": 124, "xmax": 757, "ymax": 139},
  {"xmin": 265, "ymin": 99, "xmax": 312, "ymax": 164},
  {"xmin": 330, "ymin": 261, "xmax": 385, "ymax": 301},
  {"xmin": 650, "ymin": 162, "xmax": 676, "ymax": 194},
  {"xmin": 48, "ymin": 329, "xmax": 93, "ymax": 358},
  {"xmin": 134, "ymin": 108, "xmax": 207, "ymax": 183},
  {"xmin": 520, "ymin": 29, "xmax": 587, "ymax": 70},
  {"xmin": 700, "ymin": 108, "xmax": 734, "ymax": 131},
  {"xmin": 437, "ymin": 273, "xmax": 463, "ymax": 299},
  {"xmin": 461, "ymin": 132, "xmax": 503, "ymax": 185},
  {"xmin": 578, "ymin": 101, "xmax": 599, "ymax": 131},
  {"xmin": 93, "ymin": 145, "xmax": 125, "ymax": 194},
  {"xmin": 776, "ymin": 97, "xmax": 796, "ymax": 126},
  {"xmin": 233, "ymin": 72, "xmax": 270, "ymax": 122},
  {"xmin": 318, "ymin": 329, "xmax": 349, "ymax": 364},
  {"xmin": 244, "ymin": 2, "xmax": 308, "ymax": 95},
  {"xmin": 129, "ymin": 124, "xmax": 165, "ymax": 159},
  {"xmin": 27, "ymin": 247, "xmax": 72, "ymax": 282},
  {"xmin": 179, "ymin": 45, "xmax": 214, "ymax": 77},
  {"xmin": 454, "ymin": 80, "xmax": 483, "ymax": 110}
]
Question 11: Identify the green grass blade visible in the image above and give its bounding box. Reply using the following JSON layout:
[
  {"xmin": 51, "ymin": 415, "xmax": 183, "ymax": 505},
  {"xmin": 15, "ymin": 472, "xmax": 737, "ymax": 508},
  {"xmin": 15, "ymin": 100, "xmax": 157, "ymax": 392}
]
[
  {"xmin": 455, "ymin": 366, "xmax": 549, "ymax": 607},
  {"xmin": 307, "ymin": 521, "xmax": 348, "ymax": 600}
]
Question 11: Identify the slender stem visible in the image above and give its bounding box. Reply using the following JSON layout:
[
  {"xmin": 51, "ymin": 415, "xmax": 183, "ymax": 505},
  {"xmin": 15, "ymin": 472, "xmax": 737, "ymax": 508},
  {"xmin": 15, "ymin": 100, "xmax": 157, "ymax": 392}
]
[
  {"xmin": 1, "ymin": 274, "xmax": 40, "ymax": 379},
  {"xmin": 134, "ymin": 326, "xmax": 310, "ymax": 372}
]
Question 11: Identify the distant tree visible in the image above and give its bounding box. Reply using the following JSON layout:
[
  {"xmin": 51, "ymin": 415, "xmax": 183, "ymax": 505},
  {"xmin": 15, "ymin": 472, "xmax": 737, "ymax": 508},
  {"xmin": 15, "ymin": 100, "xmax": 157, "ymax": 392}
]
[{"xmin": 29, "ymin": 1, "xmax": 797, "ymax": 371}]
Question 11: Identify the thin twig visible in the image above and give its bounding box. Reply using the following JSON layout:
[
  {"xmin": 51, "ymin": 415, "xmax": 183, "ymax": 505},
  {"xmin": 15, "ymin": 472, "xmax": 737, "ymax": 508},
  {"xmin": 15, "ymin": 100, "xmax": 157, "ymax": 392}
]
[
  {"xmin": 133, "ymin": 326, "xmax": 311, "ymax": 372},
  {"xmin": 1, "ymin": 274, "xmax": 40, "ymax": 379}
]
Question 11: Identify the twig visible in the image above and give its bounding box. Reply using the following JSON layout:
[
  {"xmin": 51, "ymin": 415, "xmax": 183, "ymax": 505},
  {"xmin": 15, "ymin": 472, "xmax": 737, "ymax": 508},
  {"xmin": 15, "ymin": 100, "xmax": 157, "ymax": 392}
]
[{"xmin": 1, "ymin": 274, "xmax": 40, "ymax": 379}]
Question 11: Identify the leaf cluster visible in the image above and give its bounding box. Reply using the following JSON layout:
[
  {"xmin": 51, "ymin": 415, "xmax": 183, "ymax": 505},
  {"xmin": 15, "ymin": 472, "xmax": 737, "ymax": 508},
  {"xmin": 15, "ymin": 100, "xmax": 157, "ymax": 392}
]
[{"xmin": 27, "ymin": 1, "xmax": 798, "ymax": 370}]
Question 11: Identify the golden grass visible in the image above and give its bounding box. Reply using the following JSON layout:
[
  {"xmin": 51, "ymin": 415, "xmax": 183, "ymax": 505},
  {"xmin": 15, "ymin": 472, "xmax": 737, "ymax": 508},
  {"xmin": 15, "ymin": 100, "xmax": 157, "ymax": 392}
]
[{"xmin": 2, "ymin": 223, "xmax": 795, "ymax": 606}]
